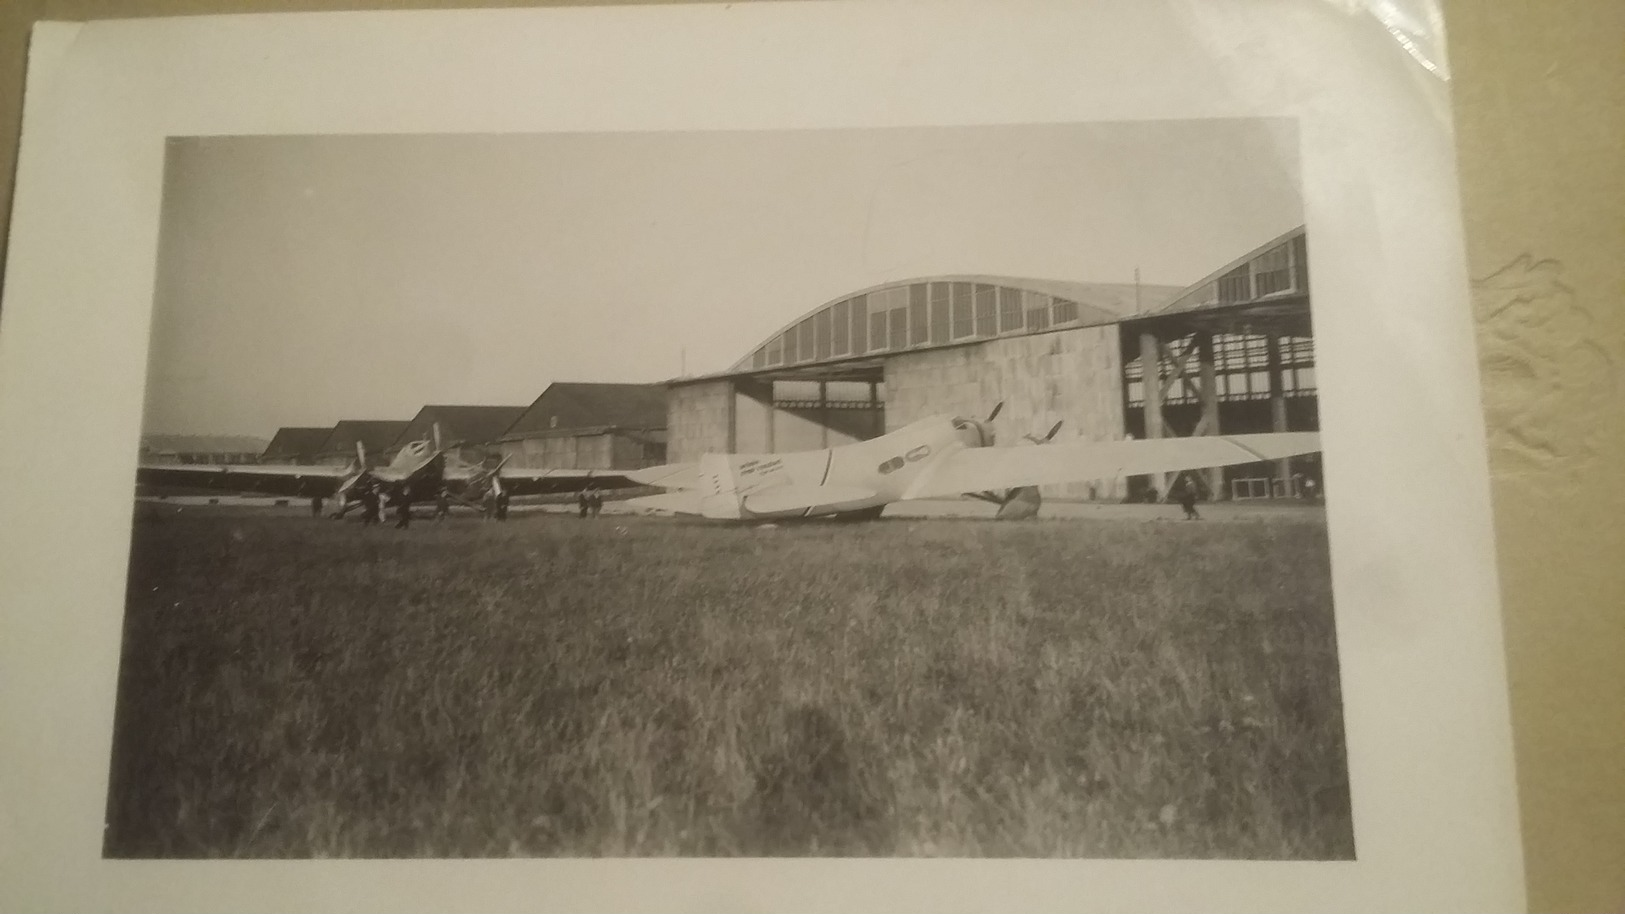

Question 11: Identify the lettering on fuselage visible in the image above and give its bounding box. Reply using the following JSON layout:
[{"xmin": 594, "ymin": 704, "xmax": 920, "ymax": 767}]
[{"xmin": 737, "ymin": 457, "xmax": 783, "ymax": 478}]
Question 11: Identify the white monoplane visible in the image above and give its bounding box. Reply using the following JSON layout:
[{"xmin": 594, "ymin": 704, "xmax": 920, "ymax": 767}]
[{"xmin": 625, "ymin": 405, "xmax": 1319, "ymax": 521}]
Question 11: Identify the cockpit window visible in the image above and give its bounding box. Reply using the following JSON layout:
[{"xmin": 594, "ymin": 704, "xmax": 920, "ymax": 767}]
[{"xmin": 952, "ymin": 418, "xmax": 970, "ymax": 429}]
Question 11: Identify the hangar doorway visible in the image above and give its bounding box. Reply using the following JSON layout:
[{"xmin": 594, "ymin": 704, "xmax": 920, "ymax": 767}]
[
  {"xmin": 666, "ymin": 360, "xmax": 885, "ymax": 461},
  {"xmin": 756, "ymin": 378, "xmax": 886, "ymax": 452}
]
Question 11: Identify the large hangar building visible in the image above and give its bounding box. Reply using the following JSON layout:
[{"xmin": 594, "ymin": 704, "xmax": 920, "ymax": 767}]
[{"xmin": 665, "ymin": 227, "xmax": 1317, "ymax": 501}]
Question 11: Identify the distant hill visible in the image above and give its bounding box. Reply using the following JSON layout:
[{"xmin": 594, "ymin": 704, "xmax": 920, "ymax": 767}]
[{"xmin": 140, "ymin": 434, "xmax": 270, "ymax": 455}]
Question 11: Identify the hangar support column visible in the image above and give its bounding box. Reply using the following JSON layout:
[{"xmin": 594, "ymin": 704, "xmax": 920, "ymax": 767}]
[
  {"xmin": 1266, "ymin": 335, "xmax": 1291, "ymax": 494},
  {"xmin": 726, "ymin": 381, "xmax": 736, "ymax": 453},
  {"xmin": 1196, "ymin": 331, "xmax": 1225, "ymax": 500},
  {"xmin": 733, "ymin": 378, "xmax": 776, "ymax": 454},
  {"xmin": 869, "ymin": 381, "xmax": 883, "ymax": 439},
  {"xmin": 818, "ymin": 381, "xmax": 829, "ymax": 449},
  {"xmin": 1139, "ymin": 331, "xmax": 1167, "ymax": 498}
]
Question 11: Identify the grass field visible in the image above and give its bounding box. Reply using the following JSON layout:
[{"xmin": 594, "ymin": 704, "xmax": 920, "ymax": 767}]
[{"xmin": 105, "ymin": 507, "xmax": 1354, "ymax": 859}]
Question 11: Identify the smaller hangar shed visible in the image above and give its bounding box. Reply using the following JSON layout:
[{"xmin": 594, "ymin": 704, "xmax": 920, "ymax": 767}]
[
  {"xmin": 314, "ymin": 420, "xmax": 412, "ymax": 467},
  {"xmin": 386, "ymin": 405, "xmax": 528, "ymax": 459},
  {"xmin": 259, "ymin": 427, "xmax": 333, "ymax": 465},
  {"xmin": 496, "ymin": 382, "xmax": 667, "ymax": 471}
]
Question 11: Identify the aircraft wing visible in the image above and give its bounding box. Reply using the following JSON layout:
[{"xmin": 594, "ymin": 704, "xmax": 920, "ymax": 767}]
[
  {"xmin": 135, "ymin": 463, "xmax": 351, "ymax": 498},
  {"xmin": 627, "ymin": 485, "xmax": 878, "ymax": 517},
  {"xmin": 903, "ymin": 432, "xmax": 1322, "ymax": 501},
  {"xmin": 742, "ymin": 485, "xmax": 877, "ymax": 515},
  {"xmin": 624, "ymin": 462, "xmax": 701, "ymax": 490},
  {"xmin": 495, "ymin": 468, "xmax": 644, "ymax": 497}
]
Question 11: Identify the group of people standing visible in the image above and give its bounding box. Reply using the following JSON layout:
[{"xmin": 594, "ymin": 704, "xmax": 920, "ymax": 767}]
[
  {"xmin": 344, "ymin": 480, "xmax": 412, "ymax": 528},
  {"xmin": 577, "ymin": 486, "xmax": 604, "ymax": 519},
  {"xmin": 313, "ymin": 482, "xmax": 609, "ymax": 526},
  {"xmin": 316, "ymin": 482, "xmax": 507, "ymax": 529},
  {"xmin": 477, "ymin": 487, "xmax": 512, "ymax": 522}
]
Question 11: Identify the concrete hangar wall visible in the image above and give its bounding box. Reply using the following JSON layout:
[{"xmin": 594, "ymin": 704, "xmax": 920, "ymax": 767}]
[{"xmin": 666, "ymin": 227, "xmax": 1317, "ymax": 501}]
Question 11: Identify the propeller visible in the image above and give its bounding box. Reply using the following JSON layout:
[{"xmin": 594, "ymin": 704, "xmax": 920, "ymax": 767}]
[
  {"xmin": 443, "ymin": 454, "xmax": 512, "ymax": 514},
  {"xmin": 1025, "ymin": 420, "xmax": 1064, "ymax": 444},
  {"xmin": 432, "ymin": 422, "xmax": 444, "ymax": 453},
  {"xmin": 491, "ymin": 452, "xmax": 511, "ymax": 471},
  {"xmin": 477, "ymin": 454, "xmax": 511, "ymax": 498},
  {"xmin": 971, "ymin": 416, "xmax": 1064, "ymax": 512},
  {"xmin": 986, "ymin": 402, "xmax": 1004, "ymax": 423},
  {"xmin": 329, "ymin": 444, "xmax": 369, "ymax": 517}
]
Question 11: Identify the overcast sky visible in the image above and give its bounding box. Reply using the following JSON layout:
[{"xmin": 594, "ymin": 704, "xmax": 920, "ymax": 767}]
[{"xmin": 142, "ymin": 119, "xmax": 1301, "ymax": 436}]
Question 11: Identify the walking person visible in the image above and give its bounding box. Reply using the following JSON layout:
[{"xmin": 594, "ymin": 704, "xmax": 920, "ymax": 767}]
[
  {"xmin": 394, "ymin": 494, "xmax": 412, "ymax": 529},
  {"xmin": 1175, "ymin": 475, "xmax": 1201, "ymax": 521},
  {"xmin": 434, "ymin": 487, "xmax": 451, "ymax": 522},
  {"xmin": 589, "ymin": 489, "xmax": 603, "ymax": 519},
  {"xmin": 496, "ymin": 489, "xmax": 511, "ymax": 522},
  {"xmin": 360, "ymin": 484, "xmax": 381, "ymax": 526},
  {"xmin": 578, "ymin": 487, "xmax": 591, "ymax": 520}
]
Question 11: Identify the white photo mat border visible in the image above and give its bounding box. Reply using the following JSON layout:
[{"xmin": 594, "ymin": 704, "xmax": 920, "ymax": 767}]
[{"xmin": 0, "ymin": 2, "xmax": 1520, "ymax": 911}]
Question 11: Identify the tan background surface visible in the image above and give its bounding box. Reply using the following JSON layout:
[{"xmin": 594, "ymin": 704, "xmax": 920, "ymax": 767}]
[
  {"xmin": 0, "ymin": 2, "xmax": 1618, "ymax": 910},
  {"xmin": 1447, "ymin": 2, "xmax": 1625, "ymax": 910}
]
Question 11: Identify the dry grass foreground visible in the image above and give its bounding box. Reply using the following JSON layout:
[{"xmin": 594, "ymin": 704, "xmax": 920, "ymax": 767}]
[{"xmin": 105, "ymin": 507, "xmax": 1354, "ymax": 859}]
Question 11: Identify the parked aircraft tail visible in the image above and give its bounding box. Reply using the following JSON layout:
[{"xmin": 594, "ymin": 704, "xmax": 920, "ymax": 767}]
[
  {"xmin": 626, "ymin": 492, "xmax": 704, "ymax": 515},
  {"xmin": 627, "ymin": 462, "xmax": 701, "ymax": 490}
]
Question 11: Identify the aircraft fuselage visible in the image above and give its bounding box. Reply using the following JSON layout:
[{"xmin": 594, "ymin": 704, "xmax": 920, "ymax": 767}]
[{"xmin": 653, "ymin": 415, "xmax": 985, "ymax": 521}]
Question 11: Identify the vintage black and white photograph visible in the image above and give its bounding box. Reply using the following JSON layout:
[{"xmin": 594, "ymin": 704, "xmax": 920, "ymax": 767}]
[{"xmin": 107, "ymin": 119, "xmax": 1352, "ymax": 860}]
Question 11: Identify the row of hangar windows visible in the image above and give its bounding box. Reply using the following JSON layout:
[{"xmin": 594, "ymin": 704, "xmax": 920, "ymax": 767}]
[
  {"xmin": 743, "ymin": 232, "xmax": 1308, "ymax": 372},
  {"xmin": 1123, "ymin": 334, "xmax": 1317, "ymax": 407},
  {"xmin": 1161, "ymin": 233, "xmax": 1308, "ymax": 313},
  {"xmin": 747, "ymin": 282, "xmax": 1091, "ymax": 369}
]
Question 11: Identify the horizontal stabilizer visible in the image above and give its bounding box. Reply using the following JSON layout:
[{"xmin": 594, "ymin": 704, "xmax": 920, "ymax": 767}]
[
  {"xmin": 625, "ymin": 492, "xmax": 704, "ymax": 515},
  {"xmin": 494, "ymin": 467, "xmax": 640, "ymax": 496},
  {"xmin": 742, "ymin": 485, "xmax": 876, "ymax": 515},
  {"xmin": 905, "ymin": 432, "xmax": 1323, "ymax": 500},
  {"xmin": 626, "ymin": 462, "xmax": 701, "ymax": 490}
]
